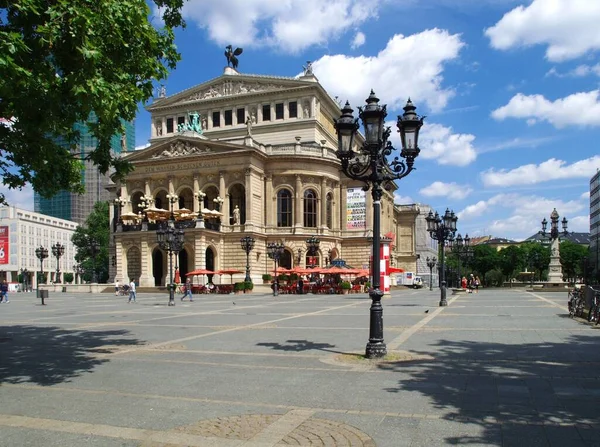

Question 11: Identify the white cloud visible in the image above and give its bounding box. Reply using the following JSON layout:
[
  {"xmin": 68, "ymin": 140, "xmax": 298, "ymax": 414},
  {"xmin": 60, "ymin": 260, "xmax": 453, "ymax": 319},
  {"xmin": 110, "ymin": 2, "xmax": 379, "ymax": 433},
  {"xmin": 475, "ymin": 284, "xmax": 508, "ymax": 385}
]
[
  {"xmin": 351, "ymin": 31, "xmax": 366, "ymax": 49},
  {"xmin": 581, "ymin": 191, "xmax": 590, "ymax": 200},
  {"xmin": 415, "ymin": 123, "xmax": 477, "ymax": 166},
  {"xmin": 481, "ymin": 156, "xmax": 600, "ymax": 187},
  {"xmin": 0, "ymin": 184, "xmax": 35, "ymax": 211},
  {"xmin": 485, "ymin": 0, "xmax": 600, "ymax": 62},
  {"xmin": 491, "ymin": 90, "xmax": 600, "ymax": 127},
  {"xmin": 181, "ymin": 0, "xmax": 378, "ymax": 53},
  {"xmin": 313, "ymin": 29, "xmax": 464, "ymax": 112},
  {"xmin": 393, "ymin": 194, "xmax": 413, "ymax": 204},
  {"xmin": 420, "ymin": 181, "xmax": 473, "ymax": 200},
  {"xmin": 546, "ymin": 64, "xmax": 600, "ymax": 78},
  {"xmin": 135, "ymin": 143, "xmax": 151, "ymax": 151},
  {"xmin": 568, "ymin": 215, "xmax": 590, "ymax": 232},
  {"xmin": 479, "ymin": 136, "xmax": 557, "ymax": 154},
  {"xmin": 459, "ymin": 193, "xmax": 588, "ymax": 240}
]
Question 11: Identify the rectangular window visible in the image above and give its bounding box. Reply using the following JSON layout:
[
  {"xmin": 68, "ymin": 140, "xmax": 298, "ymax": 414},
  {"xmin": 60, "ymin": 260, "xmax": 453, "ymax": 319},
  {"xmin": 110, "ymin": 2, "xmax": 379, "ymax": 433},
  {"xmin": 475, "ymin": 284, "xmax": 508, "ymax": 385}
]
[
  {"xmin": 212, "ymin": 111, "xmax": 220, "ymax": 127},
  {"xmin": 289, "ymin": 101, "xmax": 298, "ymax": 118},
  {"xmin": 166, "ymin": 118, "xmax": 174, "ymax": 133},
  {"xmin": 275, "ymin": 103, "xmax": 284, "ymax": 120},
  {"xmin": 224, "ymin": 110, "xmax": 233, "ymax": 126},
  {"xmin": 177, "ymin": 116, "xmax": 185, "ymax": 127},
  {"xmin": 236, "ymin": 108, "xmax": 245, "ymax": 124},
  {"xmin": 262, "ymin": 104, "xmax": 271, "ymax": 121}
]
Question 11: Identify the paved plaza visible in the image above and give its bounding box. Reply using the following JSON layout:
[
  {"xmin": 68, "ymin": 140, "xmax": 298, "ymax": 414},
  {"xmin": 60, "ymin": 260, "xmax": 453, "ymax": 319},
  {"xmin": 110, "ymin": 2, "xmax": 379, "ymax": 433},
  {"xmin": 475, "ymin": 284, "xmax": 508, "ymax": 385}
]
[{"xmin": 0, "ymin": 287, "xmax": 599, "ymax": 446}]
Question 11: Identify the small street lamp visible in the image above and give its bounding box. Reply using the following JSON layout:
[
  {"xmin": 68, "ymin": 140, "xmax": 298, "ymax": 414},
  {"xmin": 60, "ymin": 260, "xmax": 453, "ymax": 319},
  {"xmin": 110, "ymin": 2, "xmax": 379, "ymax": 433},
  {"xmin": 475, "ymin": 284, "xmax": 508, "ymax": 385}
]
[
  {"xmin": 240, "ymin": 236, "xmax": 255, "ymax": 283},
  {"xmin": 267, "ymin": 242, "xmax": 285, "ymax": 296},
  {"xmin": 540, "ymin": 208, "xmax": 568, "ymax": 283},
  {"xmin": 305, "ymin": 236, "xmax": 320, "ymax": 267},
  {"xmin": 426, "ymin": 257, "xmax": 437, "ymax": 291},
  {"xmin": 426, "ymin": 209, "xmax": 458, "ymax": 307},
  {"xmin": 156, "ymin": 219, "xmax": 185, "ymax": 306},
  {"xmin": 452, "ymin": 233, "xmax": 472, "ymax": 282},
  {"xmin": 140, "ymin": 194, "xmax": 154, "ymax": 222},
  {"xmin": 51, "ymin": 242, "xmax": 65, "ymax": 284},
  {"xmin": 166, "ymin": 192, "xmax": 178, "ymax": 220},
  {"xmin": 334, "ymin": 92, "xmax": 423, "ymax": 359},
  {"xmin": 35, "ymin": 246, "xmax": 49, "ymax": 284},
  {"xmin": 213, "ymin": 196, "xmax": 225, "ymax": 212},
  {"xmin": 194, "ymin": 190, "xmax": 206, "ymax": 226}
]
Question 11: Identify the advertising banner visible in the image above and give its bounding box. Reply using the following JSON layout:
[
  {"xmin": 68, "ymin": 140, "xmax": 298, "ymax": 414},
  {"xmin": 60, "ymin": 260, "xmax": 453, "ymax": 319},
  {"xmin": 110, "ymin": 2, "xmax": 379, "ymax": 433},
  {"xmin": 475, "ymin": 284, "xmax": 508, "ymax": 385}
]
[
  {"xmin": 0, "ymin": 226, "xmax": 8, "ymax": 265},
  {"xmin": 346, "ymin": 187, "xmax": 366, "ymax": 230}
]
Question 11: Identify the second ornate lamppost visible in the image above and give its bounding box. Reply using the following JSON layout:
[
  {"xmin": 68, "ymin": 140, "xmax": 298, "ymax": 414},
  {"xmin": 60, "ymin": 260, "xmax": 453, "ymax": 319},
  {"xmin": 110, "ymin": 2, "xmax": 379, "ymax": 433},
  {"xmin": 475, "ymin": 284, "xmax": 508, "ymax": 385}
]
[
  {"xmin": 35, "ymin": 246, "xmax": 49, "ymax": 284},
  {"xmin": 51, "ymin": 242, "xmax": 65, "ymax": 284},
  {"xmin": 452, "ymin": 233, "xmax": 472, "ymax": 284},
  {"xmin": 540, "ymin": 208, "xmax": 568, "ymax": 284},
  {"xmin": 240, "ymin": 236, "xmax": 255, "ymax": 283},
  {"xmin": 166, "ymin": 192, "xmax": 178, "ymax": 220},
  {"xmin": 267, "ymin": 242, "xmax": 285, "ymax": 296},
  {"xmin": 426, "ymin": 209, "xmax": 458, "ymax": 307},
  {"xmin": 157, "ymin": 219, "xmax": 185, "ymax": 306},
  {"xmin": 305, "ymin": 236, "xmax": 320, "ymax": 267},
  {"xmin": 426, "ymin": 256, "xmax": 437, "ymax": 291},
  {"xmin": 194, "ymin": 190, "xmax": 206, "ymax": 228},
  {"xmin": 334, "ymin": 91, "xmax": 423, "ymax": 358}
]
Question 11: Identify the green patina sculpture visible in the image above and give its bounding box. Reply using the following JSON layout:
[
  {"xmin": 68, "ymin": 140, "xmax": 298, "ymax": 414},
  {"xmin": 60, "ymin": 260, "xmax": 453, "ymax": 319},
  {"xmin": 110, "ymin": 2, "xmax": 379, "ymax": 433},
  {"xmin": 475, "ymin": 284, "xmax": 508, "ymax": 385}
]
[{"xmin": 177, "ymin": 111, "xmax": 203, "ymax": 134}]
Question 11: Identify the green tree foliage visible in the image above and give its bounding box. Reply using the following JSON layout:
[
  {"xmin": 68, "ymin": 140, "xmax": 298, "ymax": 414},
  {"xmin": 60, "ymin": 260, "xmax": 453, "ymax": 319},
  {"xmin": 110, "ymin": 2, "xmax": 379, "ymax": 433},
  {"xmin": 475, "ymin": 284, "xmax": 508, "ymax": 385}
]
[
  {"xmin": 470, "ymin": 245, "xmax": 499, "ymax": 285},
  {"xmin": 559, "ymin": 240, "xmax": 588, "ymax": 282},
  {"xmin": 498, "ymin": 245, "xmax": 526, "ymax": 282},
  {"xmin": 72, "ymin": 201, "xmax": 109, "ymax": 283},
  {"xmin": 520, "ymin": 242, "xmax": 550, "ymax": 281},
  {"xmin": 0, "ymin": 1, "xmax": 185, "ymax": 204}
]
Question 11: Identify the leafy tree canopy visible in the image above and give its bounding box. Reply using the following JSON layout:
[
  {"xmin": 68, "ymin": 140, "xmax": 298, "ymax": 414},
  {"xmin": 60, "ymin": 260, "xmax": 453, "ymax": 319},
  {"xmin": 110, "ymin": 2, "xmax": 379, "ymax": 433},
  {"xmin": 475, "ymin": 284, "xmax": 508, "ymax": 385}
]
[
  {"xmin": 559, "ymin": 240, "xmax": 588, "ymax": 282},
  {"xmin": 0, "ymin": 1, "xmax": 185, "ymax": 204},
  {"xmin": 470, "ymin": 244, "xmax": 498, "ymax": 280},
  {"xmin": 498, "ymin": 245, "xmax": 526, "ymax": 280},
  {"xmin": 72, "ymin": 201, "xmax": 109, "ymax": 283}
]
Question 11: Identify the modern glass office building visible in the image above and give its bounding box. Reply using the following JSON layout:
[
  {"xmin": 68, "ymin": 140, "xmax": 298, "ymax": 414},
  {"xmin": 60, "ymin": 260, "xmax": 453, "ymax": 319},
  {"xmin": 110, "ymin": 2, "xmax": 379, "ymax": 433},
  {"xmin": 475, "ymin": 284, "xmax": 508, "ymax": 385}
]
[
  {"xmin": 591, "ymin": 170, "xmax": 600, "ymax": 281},
  {"xmin": 34, "ymin": 120, "xmax": 135, "ymax": 225}
]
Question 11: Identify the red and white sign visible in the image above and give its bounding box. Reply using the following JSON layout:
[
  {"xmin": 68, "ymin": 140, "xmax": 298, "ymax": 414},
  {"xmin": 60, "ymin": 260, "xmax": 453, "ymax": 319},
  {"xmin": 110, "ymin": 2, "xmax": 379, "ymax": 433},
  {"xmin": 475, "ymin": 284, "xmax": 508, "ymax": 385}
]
[{"xmin": 0, "ymin": 226, "xmax": 8, "ymax": 265}]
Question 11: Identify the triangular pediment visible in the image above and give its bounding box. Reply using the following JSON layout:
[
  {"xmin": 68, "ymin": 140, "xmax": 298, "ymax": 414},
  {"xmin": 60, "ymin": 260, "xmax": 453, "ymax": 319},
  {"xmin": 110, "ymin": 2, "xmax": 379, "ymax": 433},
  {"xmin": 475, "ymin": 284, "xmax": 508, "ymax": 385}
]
[{"xmin": 148, "ymin": 74, "xmax": 315, "ymax": 110}]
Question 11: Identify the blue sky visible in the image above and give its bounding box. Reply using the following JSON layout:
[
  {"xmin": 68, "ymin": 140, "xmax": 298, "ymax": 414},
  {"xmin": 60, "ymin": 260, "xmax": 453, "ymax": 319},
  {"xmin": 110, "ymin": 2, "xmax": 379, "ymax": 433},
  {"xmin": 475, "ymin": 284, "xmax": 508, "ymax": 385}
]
[{"xmin": 4, "ymin": 0, "xmax": 599, "ymax": 241}]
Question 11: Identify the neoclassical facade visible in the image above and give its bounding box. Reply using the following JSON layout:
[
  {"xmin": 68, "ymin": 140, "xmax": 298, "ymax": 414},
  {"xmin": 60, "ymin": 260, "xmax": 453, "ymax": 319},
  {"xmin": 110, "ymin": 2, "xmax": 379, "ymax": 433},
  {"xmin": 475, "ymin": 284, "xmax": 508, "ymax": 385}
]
[{"xmin": 110, "ymin": 67, "xmax": 418, "ymax": 287}]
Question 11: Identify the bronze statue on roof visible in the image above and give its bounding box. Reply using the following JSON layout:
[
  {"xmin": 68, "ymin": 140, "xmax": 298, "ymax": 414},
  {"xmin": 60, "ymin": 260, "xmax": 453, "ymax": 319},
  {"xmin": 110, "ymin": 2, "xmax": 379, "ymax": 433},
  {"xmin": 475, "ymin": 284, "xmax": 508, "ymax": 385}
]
[{"xmin": 225, "ymin": 45, "xmax": 243, "ymax": 69}]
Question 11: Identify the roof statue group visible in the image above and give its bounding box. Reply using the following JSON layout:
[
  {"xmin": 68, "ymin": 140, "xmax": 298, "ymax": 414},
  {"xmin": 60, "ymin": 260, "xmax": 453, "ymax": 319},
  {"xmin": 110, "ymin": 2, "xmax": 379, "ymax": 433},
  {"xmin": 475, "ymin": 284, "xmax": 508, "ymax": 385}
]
[{"xmin": 225, "ymin": 45, "xmax": 243, "ymax": 69}]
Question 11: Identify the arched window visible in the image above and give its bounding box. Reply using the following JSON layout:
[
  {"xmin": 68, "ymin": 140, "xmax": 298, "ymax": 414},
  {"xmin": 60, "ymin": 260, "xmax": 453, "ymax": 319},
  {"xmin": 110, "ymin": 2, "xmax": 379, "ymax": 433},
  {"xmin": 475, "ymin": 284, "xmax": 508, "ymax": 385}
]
[
  {"xmin": 304, "ymin": 189, "xmax": 317, "ymax": 228},
  {"xmin": 277, "ymin": 189, "xmax": 292, "ymax": 227},
  {"xmin": 326, "ymin": 192, "xmax": 333, "ymax": 229}
]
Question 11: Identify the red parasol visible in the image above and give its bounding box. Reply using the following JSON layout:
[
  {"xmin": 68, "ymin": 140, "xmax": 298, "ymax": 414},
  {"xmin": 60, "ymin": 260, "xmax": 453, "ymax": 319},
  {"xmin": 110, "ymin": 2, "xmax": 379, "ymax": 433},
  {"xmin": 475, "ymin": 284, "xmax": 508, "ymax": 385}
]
[
  {"xmin": 187, "ymin": 268, "xmax": 216, "ymax": 276},
  {"xmin": 217, "ymin": 269, "xmax": 243, "ymax": 284},
  {"xmin": 388, "ymin": 267, "xmax": 405, "ymax": 274}
]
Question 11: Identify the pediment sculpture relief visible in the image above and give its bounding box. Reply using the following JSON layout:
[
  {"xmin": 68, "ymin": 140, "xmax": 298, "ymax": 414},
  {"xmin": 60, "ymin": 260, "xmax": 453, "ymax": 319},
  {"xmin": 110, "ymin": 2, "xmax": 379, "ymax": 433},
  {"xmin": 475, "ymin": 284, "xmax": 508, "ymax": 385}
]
[
  {"xmin": 152, "ymin": 141, "xmax": 211, "ymax": 158},
  {"xmin": 185, "ymin": 81, "xmax": 289, "ymax": 101}
]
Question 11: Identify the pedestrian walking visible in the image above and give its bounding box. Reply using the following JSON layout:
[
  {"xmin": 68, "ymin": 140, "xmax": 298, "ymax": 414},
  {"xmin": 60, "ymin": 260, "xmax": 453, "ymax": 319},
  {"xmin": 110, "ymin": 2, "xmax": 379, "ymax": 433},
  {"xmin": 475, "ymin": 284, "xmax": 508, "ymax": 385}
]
[
  {"xmin": 0, "ymin": 279, "xmax": 9, "ymax": 303},
  {"xmin": 461, "ymin": 276, "xmax": 467, "ymax": 290},
  {"xmin": 180, "ymin": 278, "xmax": 194, "ymax": 301},
  {"xmin": 474, "ymin": 276, "xmax": 480, "ymax": 293},
  {"xmin": 115, "ymin": 279, "xmax": 120, "ymax": 296},
  {"xmin": 128, "ymin": 278, "xmax": 136, "ymax": 303}
]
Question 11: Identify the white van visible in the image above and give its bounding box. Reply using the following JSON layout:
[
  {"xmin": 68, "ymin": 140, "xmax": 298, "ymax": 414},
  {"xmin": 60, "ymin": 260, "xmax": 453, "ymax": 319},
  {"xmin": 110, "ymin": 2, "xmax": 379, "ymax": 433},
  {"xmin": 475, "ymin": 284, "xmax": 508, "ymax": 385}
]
[{"xmin": 413, "ymin": 276, "xmax": 423, "ymax": 289}]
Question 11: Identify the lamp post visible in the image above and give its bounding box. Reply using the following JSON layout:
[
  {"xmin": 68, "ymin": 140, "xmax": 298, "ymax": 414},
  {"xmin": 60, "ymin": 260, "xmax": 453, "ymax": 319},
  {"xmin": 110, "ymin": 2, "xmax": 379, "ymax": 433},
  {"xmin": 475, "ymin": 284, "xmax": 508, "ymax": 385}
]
[
  {"xmin": 306, "ymin": 236, "xmax": 320, "ymax": 267},
  {"xmin": 426, "ymin": 209, "xmax": 458, "ymax": 307},
  {"xmin": 267, "ymin": 242, "xmax": 285, "ymax": 296},
  {"xmin": 213, "ymin": 196, "xmax": 224, "ymax": 212},
  {"xmin": 240, "ymin": 236, "xmax": 255, "ymax": 283},
  {"xmin": 51, "ymin": 242, "xmax": 65, "ymax": 284},
  {"xmin": 540, "ymin": 208, "xmax": 568, "ymax": 283},
  {"xmin": 166, "ymin": 192, "xmax": 178, "ymax": 220},
  {"xmin": 194, "ymin": 190, "xmax": 206, "ymax": 227},
  {"xmin": 139, "ymin": 194, "xmax": 154, "ymax": 222},
  {"xmin": 334, "ymin": 92, "xmax": 423, "ymax": 359},
  {"xmin": 452, "ymin": 233, "xmax": 472, "ymax": 282},
  {"xmin": 426, "ymin": 257, "xmax": 437, "ymax": 291},
  {"xmin": 156, "ymin": 218, "xmax": 185, "ymax": 306},
  {"xmin": 88, "ymin": 238, "xmax": 100, "ymax": 283},
  {"xmin": 35, "ymin": 246, "xmax": 49, "ymax": 284},
  {"xmin": 114, "ymin": 196, "xmax": 129, "ymax": 225}
]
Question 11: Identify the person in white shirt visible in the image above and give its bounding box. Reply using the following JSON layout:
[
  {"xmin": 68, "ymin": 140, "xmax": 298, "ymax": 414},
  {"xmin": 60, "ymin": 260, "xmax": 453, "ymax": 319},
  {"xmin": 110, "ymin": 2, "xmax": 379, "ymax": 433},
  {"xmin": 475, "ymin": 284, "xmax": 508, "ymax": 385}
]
[
  {"xmin": 115, "ymin": 279, "xmax": 120, "ymax": 296},
  {"xmin": 128, "ymin": 278, "xmax": 136, "ymax": 303}
]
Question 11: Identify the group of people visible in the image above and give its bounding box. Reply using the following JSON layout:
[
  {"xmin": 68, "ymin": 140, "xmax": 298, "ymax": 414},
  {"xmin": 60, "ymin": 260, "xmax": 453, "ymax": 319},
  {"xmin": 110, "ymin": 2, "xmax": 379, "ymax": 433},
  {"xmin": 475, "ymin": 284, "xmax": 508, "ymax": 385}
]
[
  {"xmin": 461, "ymin": 274, "xmax": 480, "ymax": 293},
  {"xmin": 115, "ymin": 279, "xmax": 137, "ymax": 303}
]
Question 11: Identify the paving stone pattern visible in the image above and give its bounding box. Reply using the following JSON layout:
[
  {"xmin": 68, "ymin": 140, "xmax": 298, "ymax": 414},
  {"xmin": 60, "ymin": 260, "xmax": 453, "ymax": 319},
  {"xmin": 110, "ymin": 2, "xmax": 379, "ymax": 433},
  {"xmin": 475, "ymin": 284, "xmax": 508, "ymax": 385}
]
[{"xmin": 0, "ymin": 288, "xmax": 599, "ymax": 446}]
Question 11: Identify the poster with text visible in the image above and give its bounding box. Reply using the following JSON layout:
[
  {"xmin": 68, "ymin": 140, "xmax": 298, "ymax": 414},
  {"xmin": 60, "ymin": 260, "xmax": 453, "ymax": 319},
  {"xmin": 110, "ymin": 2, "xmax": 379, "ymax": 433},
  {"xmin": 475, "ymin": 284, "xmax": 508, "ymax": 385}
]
[
  {"xmin": 346, "ymin": 188, "xmax": 366, "ymax": 230},
  {"xmin": 0, "ymin": 226, "xmax": 8, "ymax": 265}
]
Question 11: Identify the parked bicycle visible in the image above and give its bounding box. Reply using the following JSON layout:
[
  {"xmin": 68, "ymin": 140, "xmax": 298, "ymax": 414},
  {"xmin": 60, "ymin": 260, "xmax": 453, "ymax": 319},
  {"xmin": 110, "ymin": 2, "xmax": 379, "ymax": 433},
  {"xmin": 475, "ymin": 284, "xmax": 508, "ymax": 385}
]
[
  {"xmin": 587, "ymin": 286, "xmax": 600, "ymax": 324},
  {"xmin": 568, "ymin": 286, "xmax": 585, "ymax": 318}
]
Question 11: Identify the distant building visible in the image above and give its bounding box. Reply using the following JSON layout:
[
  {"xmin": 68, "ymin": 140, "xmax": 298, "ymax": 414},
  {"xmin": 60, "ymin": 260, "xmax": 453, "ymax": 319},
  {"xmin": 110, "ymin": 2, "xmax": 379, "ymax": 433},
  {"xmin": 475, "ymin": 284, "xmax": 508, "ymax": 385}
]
[
  {"xmin": 0, "ymin": 206, "xmax": 78, "ymax": 287},
  {"xmin": 524, "ymin": 232, "xmax": 590, "ymax": 246},
  {"xmin": 591, "ymin": 170, "xmax": 600, "ymax": 280},
  {"xmin": 34, "ymin": 120, "xmax": 135, "ymax": 225},
  {"xmin": 481, "ymin": 237, "xmax": 520, "ymax": 251}
]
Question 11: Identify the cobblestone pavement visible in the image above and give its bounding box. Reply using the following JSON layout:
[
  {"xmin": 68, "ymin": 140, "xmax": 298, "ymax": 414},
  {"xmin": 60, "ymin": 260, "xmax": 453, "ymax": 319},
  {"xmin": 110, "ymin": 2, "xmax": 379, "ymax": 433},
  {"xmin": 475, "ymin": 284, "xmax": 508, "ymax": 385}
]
[{"xmin": 0, "ymin": 287, "xmax": 599, "ymax": 446}]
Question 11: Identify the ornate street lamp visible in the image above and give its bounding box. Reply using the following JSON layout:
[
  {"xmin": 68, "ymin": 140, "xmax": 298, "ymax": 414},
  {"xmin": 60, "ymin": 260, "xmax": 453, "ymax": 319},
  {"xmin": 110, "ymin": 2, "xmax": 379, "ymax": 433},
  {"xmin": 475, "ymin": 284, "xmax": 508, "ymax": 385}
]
[
  {"xmin": 334, "ymin": 92, "xmax": 423, "ymax": 359},
  {"xmin": 35, "ymin": 246, "xmax": 49, "ymax": 284},
  {"xmin": 267, "ymin": 242, "xmax": 285, "ymax": 296},
  {"xmin": 452, "ymin": 233, "xmax": 472, "ymax": 283},
  {"xmin": 157, "ymin": 218, "xmax": 185, "ymax": 306},
  {"xmin": 240, "ymin": 235, "xmax": 255, "ymax": 283},
  {"xmin": 539, "ymin": 208, "xmax": 569, "ymax": 283},
  {"xmin": 166, "ymin": 192, "xmax": 178, "ymax": 220},
  {"xmin": 305, "ymin": 236, "xmax": 320, "ymax": 267},
  {"xmin": 213, "ymin": 196, "xmax": 224, "ymax": 212},
  {"xmin": 51, "ymin": 242, "xmax": 65, "ymax": 284},
  {"xmin": 194, "ymin": 190, "xmax": 206, "ymax": 226},
  {"xmin": 426, "ymin": 256, "xmax": 437, "ymax": 291},
  {"xmin": 426, "ymin": 208, "xmax": 458, "ymax": 306},
  {"xmin": 139, "ymin": 194, "xmax": 154, "ymax": 222}
]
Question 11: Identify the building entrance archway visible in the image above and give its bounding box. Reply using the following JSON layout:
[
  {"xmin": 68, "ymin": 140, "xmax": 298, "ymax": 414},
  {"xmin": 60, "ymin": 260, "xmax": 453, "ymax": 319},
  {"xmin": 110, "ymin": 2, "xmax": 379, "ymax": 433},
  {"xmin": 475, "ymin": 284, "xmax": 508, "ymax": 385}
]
[{"xmin": 152, "ymin": 248, "xmax": 164, "ymax": 286}]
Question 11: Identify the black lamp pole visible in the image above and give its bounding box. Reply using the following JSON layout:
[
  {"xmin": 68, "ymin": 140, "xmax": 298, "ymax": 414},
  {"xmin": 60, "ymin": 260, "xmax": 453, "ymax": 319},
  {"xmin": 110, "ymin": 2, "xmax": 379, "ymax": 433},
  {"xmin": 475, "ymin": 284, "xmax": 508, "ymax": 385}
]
[
  {"xmin": 426, "ymin": 209, "xmax": 458, "ymax": 307},
  {"xmin": 306, "ymin": 236, "xmax": 320, "ymax": 267},
  {"xmin": 452, "ymin": 233, "xmax": 471, "ymax": 282},
  {"xmin": 426, "ymin": 256, "xmax": 437, "ymax": 291},
  {"xmin": 267, "ymin": 242, "xmax": 285, "ymax": 296},
  {"xmin": 240, "ymin": 236, "xmax": 255, "ymax": 283},
  {"xmin": 157, "ymin": 219, "xmax": 185, "ymax": 306},
  {"xmin": 334, "ymin": 92, "xmax": 423, "ymax": 359},
  {"xmin": 35, "ymin": 246, "xmax": 49, "ymax": 284},
  {"xmin": 51, "ymin": 242, "xmax": 65, "ymax": 283}
]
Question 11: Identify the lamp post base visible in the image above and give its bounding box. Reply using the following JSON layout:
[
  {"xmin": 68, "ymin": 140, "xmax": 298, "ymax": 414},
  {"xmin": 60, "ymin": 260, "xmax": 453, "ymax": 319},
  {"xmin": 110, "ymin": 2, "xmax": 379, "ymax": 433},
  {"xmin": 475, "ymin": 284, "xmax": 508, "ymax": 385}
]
[
  {"xmin": 365, "ymin": 342, "xmax": 387, "ymax": 359},
  {"xmin": 168, "ymin": 287, "xmax": 175, "ymax": 306},
  {"xmin": 439, "ymin": 281, "xmax": 448, "ymax": 306}
]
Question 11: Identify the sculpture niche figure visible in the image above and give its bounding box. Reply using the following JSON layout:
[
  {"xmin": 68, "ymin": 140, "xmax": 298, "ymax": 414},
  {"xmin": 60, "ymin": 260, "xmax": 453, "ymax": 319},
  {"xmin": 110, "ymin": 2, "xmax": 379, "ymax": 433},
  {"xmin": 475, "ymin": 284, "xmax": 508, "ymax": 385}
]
[{"xmin": 225, "ymin": 45, "xmax": 243, "ymax": 69}]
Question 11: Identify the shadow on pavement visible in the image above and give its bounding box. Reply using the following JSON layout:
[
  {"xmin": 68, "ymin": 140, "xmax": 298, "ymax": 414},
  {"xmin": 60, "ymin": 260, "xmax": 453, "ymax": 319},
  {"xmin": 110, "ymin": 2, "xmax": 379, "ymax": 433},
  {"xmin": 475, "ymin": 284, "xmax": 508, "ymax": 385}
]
[
  {"xmin": 257, "ymin": 339, "xmax": 345, "ymax": 354},
  {"xmin": 0, "ymin": 325, "xmax": 143, "ymax": 386},
  {"xmin": 380, "ymin": 335, "xmax": 600, "ymax": 445}
]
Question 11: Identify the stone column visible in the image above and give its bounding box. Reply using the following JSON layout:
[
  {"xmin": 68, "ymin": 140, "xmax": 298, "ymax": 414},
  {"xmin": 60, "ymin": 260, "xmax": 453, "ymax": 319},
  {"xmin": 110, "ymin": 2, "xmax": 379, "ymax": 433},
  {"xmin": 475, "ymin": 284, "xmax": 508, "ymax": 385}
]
[
  {"xmin": 295, "ymin": 174, "xmax": 303, "ymax": 229},
  {"xmin": 219, "ymin": 171, "xmax": 228, "ymax": 222},
  {"xmin": 265, "ymin": 174, "xmax": 273, "ymax": 227},
  {"xmin": 139, "ymin": 237, "xmax": 153, "ymax": 287},
  {"xmin": 320, "ymin": 177, "xmax": 327, "ymax": 230},
  {"xmin": 245, "ymin": 168, "xmax": 253, "ymax": 227},
  {"xmin": 144, "ymin": 181, "xmax": 151, "ymax": 197},
  {"xmin": 193, "ymin": 175, "xmax": 200, "ymax": 213},
  {"xmin": 340, "ymin": 183, "xmax": 347, "ymax": 231}
]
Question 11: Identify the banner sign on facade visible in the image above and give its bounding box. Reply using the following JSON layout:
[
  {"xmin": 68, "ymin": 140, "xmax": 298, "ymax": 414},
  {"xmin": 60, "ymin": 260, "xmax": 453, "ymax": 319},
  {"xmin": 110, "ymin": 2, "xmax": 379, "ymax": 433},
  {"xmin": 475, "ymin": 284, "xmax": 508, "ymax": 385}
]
[
  {"xmin": 0, "ymin": 226, "xmax": 8, "ymax": 265},
  {"xmin": 346, "ymin": 188, "xmax": 366, "ymax": 230}
]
